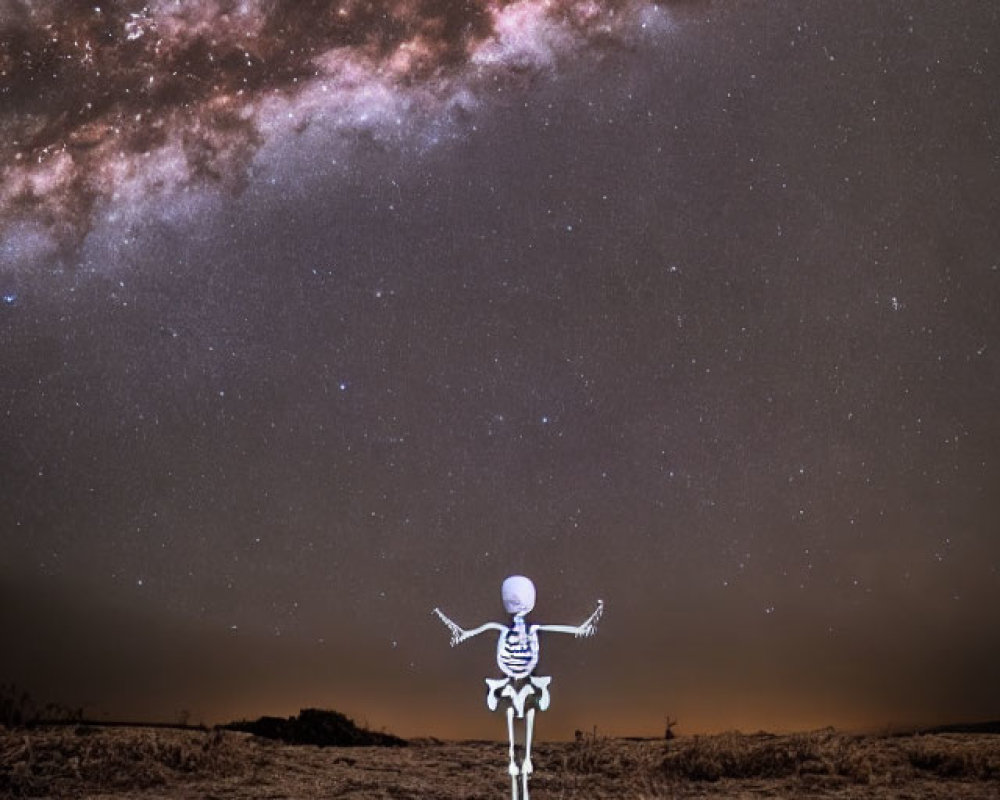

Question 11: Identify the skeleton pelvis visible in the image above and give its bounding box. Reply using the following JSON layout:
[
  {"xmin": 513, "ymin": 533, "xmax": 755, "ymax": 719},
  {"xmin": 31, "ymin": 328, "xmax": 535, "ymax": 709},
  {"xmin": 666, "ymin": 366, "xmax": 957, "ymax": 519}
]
[{"xmin": 485, "ymin": 676, "xmax": 552, "ymax": 717}]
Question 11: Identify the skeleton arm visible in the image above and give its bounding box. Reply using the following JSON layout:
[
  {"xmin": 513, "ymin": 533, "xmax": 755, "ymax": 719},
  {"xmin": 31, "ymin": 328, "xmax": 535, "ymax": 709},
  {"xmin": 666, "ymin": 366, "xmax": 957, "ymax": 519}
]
[
  {"xmin": 533, "ymin": 599, "xmax": 603, "ymax": 638},
  {"xmin": 433, "ymin": 608, "xmax": 506, "ymax": 647}
]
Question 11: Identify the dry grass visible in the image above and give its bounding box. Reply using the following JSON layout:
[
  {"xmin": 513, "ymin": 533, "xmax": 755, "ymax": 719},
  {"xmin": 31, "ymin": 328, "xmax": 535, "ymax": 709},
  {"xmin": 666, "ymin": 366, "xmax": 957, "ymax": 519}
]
[
  {"xmin": 559, "ymin": 729, "xmax": 1000, "ymax": 798},
  {"xmin": 2, "ymin": 724, "xmax": 999, "ymax": 798},
  {"xmin": 0, "ymin": 726, "xmax": 246, "ymax": 797}
]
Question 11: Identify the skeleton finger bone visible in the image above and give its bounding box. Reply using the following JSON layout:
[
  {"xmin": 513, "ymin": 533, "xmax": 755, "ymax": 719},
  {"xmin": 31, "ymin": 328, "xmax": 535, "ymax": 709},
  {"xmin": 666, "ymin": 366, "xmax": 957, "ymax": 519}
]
[
  {"xmin": 433, "ymin": 608, "xmax": 466, "ymax": 646},
  {"xmin": 575, "ymin": 599, "xmax": 604, "ymax": 638}
]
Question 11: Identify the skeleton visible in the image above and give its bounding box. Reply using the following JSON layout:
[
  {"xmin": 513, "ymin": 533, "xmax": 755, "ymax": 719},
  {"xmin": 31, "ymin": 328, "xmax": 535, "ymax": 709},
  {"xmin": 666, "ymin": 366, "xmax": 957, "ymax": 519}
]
[{"xmin": 434, "ymin": 575, "xmax": 603, "ymax": 800}]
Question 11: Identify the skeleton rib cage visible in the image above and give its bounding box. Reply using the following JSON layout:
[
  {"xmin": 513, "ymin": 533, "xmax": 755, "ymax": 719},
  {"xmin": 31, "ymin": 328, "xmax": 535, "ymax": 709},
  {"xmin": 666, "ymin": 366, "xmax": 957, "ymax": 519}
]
[{"xmin": 497, "ymin": 616, "xmax": 539, "ymax": 679}]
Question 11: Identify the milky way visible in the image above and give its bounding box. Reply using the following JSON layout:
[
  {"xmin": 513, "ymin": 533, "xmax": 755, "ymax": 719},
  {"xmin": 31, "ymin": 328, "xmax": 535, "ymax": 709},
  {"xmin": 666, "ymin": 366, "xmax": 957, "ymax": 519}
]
[{"xmin": 1, "ymin": 0, "xmax": 673, "ymax": 262}]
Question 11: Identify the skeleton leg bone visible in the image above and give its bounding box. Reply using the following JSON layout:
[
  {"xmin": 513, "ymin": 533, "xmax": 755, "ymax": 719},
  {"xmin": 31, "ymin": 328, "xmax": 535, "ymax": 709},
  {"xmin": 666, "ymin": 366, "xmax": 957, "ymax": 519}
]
[
  {"xmin": 521, "ymin": 706, "xmax": 536, "ymax": 800},
  {"xmin": 506, "ymin": 706, "xmax": 519, "ymax": 800}
]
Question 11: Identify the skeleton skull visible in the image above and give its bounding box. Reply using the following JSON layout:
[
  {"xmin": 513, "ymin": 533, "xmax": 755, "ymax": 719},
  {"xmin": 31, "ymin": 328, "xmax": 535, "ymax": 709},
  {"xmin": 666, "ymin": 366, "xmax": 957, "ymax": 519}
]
[{"xmin": 501, "ymin": 575, "xmax": 536, "ymax": 615}]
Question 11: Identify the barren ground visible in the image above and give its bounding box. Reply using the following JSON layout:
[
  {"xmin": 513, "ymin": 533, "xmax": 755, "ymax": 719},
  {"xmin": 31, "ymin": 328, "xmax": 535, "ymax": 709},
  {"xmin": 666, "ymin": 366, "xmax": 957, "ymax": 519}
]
[{"xmin": 3, "ymin": 725, "xmax": 1000, "ymax": 798}]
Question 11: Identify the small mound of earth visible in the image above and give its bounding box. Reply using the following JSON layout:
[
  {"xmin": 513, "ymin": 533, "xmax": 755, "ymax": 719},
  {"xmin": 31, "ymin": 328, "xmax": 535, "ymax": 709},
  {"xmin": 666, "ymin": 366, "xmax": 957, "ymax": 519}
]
[{"xmin": 222, "ymin": 708, "xmax": 406, "ymax": 747}]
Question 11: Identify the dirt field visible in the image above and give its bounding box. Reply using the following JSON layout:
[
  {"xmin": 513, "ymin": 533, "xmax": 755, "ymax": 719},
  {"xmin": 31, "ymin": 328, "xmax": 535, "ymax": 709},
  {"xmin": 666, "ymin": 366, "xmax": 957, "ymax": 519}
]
[{"xmin": 3, "ymin": 724, "xmax": 1000, "ymax": 798}]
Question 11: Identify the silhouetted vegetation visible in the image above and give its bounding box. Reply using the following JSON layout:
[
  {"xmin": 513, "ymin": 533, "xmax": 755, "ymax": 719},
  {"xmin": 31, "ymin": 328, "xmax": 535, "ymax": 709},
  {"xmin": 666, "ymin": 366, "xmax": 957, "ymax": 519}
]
[
  {"xmin": 913, "ymin": 720, "xmax": 1000, "ymax": 736},
  {"xmin": 222, "ymin": 708, "xmax": 406, "ymax": 748},
  {"xmin": 0, "ymin": 684, "xmax": 82, "ymax": 729}
]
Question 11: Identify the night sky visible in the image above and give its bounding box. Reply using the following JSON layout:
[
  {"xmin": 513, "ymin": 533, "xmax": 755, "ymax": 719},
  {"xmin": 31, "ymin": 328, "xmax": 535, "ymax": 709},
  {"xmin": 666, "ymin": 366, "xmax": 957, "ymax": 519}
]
[{"xmin": 2, "ymin": 0, "xmax": 998, "ymax": 740}]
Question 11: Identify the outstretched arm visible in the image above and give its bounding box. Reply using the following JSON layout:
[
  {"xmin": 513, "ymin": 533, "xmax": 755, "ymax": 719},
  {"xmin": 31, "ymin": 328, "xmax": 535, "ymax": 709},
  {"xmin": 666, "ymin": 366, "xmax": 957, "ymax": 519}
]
[
  {"xmin": 433, "ymin": 608, "xmax": 505, "ymax": 647},
  {"xmin": 534, "ymin": 599, "xmax": 604, "ymax": 638}
]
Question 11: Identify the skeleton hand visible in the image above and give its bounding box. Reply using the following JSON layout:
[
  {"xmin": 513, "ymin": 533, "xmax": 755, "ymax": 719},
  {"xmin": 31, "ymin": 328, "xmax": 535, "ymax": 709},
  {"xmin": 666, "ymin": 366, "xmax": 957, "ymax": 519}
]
[
  {"xmin": 575, "ymin": 599, "xmax": 604, "ymax": 638},
  {"xmin": 433, "ymin": 607, "xmax": 467, "ymax": 647}
]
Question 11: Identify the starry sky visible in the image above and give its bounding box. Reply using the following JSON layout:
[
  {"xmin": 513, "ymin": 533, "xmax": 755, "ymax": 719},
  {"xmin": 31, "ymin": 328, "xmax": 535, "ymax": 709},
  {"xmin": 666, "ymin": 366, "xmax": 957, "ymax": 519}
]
[{"xmin": 1, "ymin": 0, "xmax": 998, "ymax": 740}]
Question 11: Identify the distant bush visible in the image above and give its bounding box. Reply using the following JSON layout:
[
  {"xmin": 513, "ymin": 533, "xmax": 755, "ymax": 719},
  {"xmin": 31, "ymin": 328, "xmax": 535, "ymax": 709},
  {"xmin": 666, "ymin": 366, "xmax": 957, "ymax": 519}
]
[{"xmin": 222, "ymin": 708, "xmax": 406, "ymax": 748}]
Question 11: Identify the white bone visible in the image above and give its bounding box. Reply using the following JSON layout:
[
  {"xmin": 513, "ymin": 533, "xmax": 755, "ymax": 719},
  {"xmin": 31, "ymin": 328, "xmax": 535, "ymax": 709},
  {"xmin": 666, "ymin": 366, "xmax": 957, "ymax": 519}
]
[
  {"xmin": 506, "ymin": 706, "xmax": 518, "ymax": 777},
  {"xmin": 503, "ymin": 682, "xmax": 535, "ymax": 719},
  {"xmin": 522, "ymin": 706, "xmax": 536, "ymax": 800},
  {"xmin": 497, "ymin": 614, "xmax": 540, "ymax": 678},
  {"xmin": 433, "ymin": 608, "xmax": 504, "ymax": 646},
  {"xmin": 533, "ymin": 598, "xmax": 603, "ymax": 638},
  {"xmin": 501, "ymin": 575, "xmax": 536, "ymax": 614},
  {"xmin": 529, "ymin": 675, "xmax": 551, "ymax": 711},
  {"xmin": 485, "ymin": 677, "xmax": 505, "ymax": 711}
]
